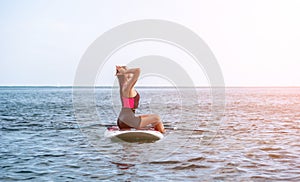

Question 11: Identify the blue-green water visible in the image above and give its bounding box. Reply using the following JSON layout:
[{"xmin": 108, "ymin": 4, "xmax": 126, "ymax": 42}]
[{"xmin": 0, "ymin": 87, "xmax": 300, "ymax": 181}]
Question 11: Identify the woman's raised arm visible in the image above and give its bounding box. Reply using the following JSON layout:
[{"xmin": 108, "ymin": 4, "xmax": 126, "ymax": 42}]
[{"xmin": 124, "ymin": 68, "xmax": 140, "ymax": 90}]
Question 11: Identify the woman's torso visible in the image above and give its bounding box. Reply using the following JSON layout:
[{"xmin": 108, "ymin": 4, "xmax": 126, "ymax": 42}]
[{"xmin": 120, "ymin": 88, "xmax": 140, "ymax": 109}]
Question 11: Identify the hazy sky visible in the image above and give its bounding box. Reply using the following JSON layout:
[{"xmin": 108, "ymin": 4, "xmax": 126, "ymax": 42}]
[{"xmin": 1, "ymin": 0, "xmax": 300, "ymax": 86}]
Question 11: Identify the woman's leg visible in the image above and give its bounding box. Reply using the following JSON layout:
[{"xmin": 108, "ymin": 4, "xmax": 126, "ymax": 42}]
[
  {"xmin": 139, "ymin": 114, "xmax": 165, "ymax": 133},
  {"xmin": 117, "ymin": 118, "xmax": 132, "ymax": 130}
]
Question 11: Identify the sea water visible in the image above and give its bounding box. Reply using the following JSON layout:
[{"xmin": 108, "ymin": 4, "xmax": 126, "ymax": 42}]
[{"xmin": 0, "ymin": 87, "xmax": 299, "ymax": 181}]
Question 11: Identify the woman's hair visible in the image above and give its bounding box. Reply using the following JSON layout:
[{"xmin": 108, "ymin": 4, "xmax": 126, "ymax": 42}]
[
  {"xmin": 115, "ymin": 66, "xmax": 127, "ymax": 75},
  {"xmin": 116, "ymin": 66, "xmax": 127, "ymax": 88}
]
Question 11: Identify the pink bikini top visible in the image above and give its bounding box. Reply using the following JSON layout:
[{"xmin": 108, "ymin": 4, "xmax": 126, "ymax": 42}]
[{"xmin": 122, "ymin": 92, "xmax": 140, "ymax": 109}]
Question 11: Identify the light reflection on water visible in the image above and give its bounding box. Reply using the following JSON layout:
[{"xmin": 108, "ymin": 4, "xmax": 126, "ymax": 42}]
[{"xmin": 0, "ymin": 87, "xmax": 299, "ymax": 181}]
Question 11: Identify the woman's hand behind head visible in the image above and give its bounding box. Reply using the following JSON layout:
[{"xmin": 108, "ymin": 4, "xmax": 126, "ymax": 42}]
[{"xmin": 116, "ymin": 65, "xmax": 127, "ymax": 75}]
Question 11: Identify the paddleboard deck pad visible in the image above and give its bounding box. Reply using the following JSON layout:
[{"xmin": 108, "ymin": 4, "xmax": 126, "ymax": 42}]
[{"xmin": 104, "ymin": 126, "xmax": 164, "ymax": 143}]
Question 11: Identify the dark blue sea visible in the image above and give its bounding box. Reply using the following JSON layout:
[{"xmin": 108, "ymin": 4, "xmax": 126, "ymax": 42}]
[{"xmin": 1, "ymin": 87, "xmax": 300, "ymax": 181}]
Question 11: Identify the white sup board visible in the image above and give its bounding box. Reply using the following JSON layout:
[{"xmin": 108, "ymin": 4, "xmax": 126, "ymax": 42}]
[{"xmin": 104, "ymin": 126, "xmax": 164, "ymax": 143}]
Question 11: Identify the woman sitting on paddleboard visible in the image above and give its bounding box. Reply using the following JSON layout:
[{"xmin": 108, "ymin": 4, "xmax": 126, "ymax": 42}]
[{"xmin": 115, "ymin": 66, "xmax": 165, "ymax": 133}]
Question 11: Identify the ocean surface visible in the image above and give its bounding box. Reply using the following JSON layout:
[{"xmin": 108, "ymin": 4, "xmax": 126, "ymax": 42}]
[{"xmin": 0, "ymin": 87, "xmax": 299, "ymax": 181}]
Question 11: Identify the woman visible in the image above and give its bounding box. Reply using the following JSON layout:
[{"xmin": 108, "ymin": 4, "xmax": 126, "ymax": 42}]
[{"xmin": 115, "ymin": 65, "xmax": 165, "ymax": 133}]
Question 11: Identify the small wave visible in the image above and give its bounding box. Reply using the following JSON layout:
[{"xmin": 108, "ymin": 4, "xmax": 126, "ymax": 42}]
[
  {"xmin": 0, "ymin": 116, "xmax": 18, "ymax": 121},
  {"xmin": 0, "ymin": 125, "xmax": 77, "ymax": 132},
  {"xmin": 260, "ymin": 147, "xmax": 283, "ymax": 151},
  {"xmin": 268, "ymin": 153, "xmax": 284, "ymax": 159},
  {"xmin": 171, "ymin": 163, "xmax": 210, "ymax": 170},
  {"xmin": 32, "ymin": 153, "xmax": 66, "ymax": 158},
  {"xmin": 15, "ymin": 170, "xmax": 35, "ymax": 174},
  {"xmin": 110, "ymin": 161, "xmax": 135, "ymax": 169},
  {"xmin": 149, "ymin": 160, "xmax": 181, "ymax": 165},
  {"xmin": 187, "ymin": 156, "xmax": 205, "ymax": 162},
  {"xmin": 0, "ymin": 176, "xmax": 36, "ymax": 181}
]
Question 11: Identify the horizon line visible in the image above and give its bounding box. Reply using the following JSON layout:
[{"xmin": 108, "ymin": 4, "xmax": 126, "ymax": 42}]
[{"xmin": 1, "ymin": 85, "xmax": 300, "ymax": 88}]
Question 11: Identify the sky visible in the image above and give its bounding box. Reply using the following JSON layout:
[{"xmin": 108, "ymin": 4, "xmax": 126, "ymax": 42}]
[{"xmin": 1, "ymin": 0, "xmax": 300, "ymax": 86}]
